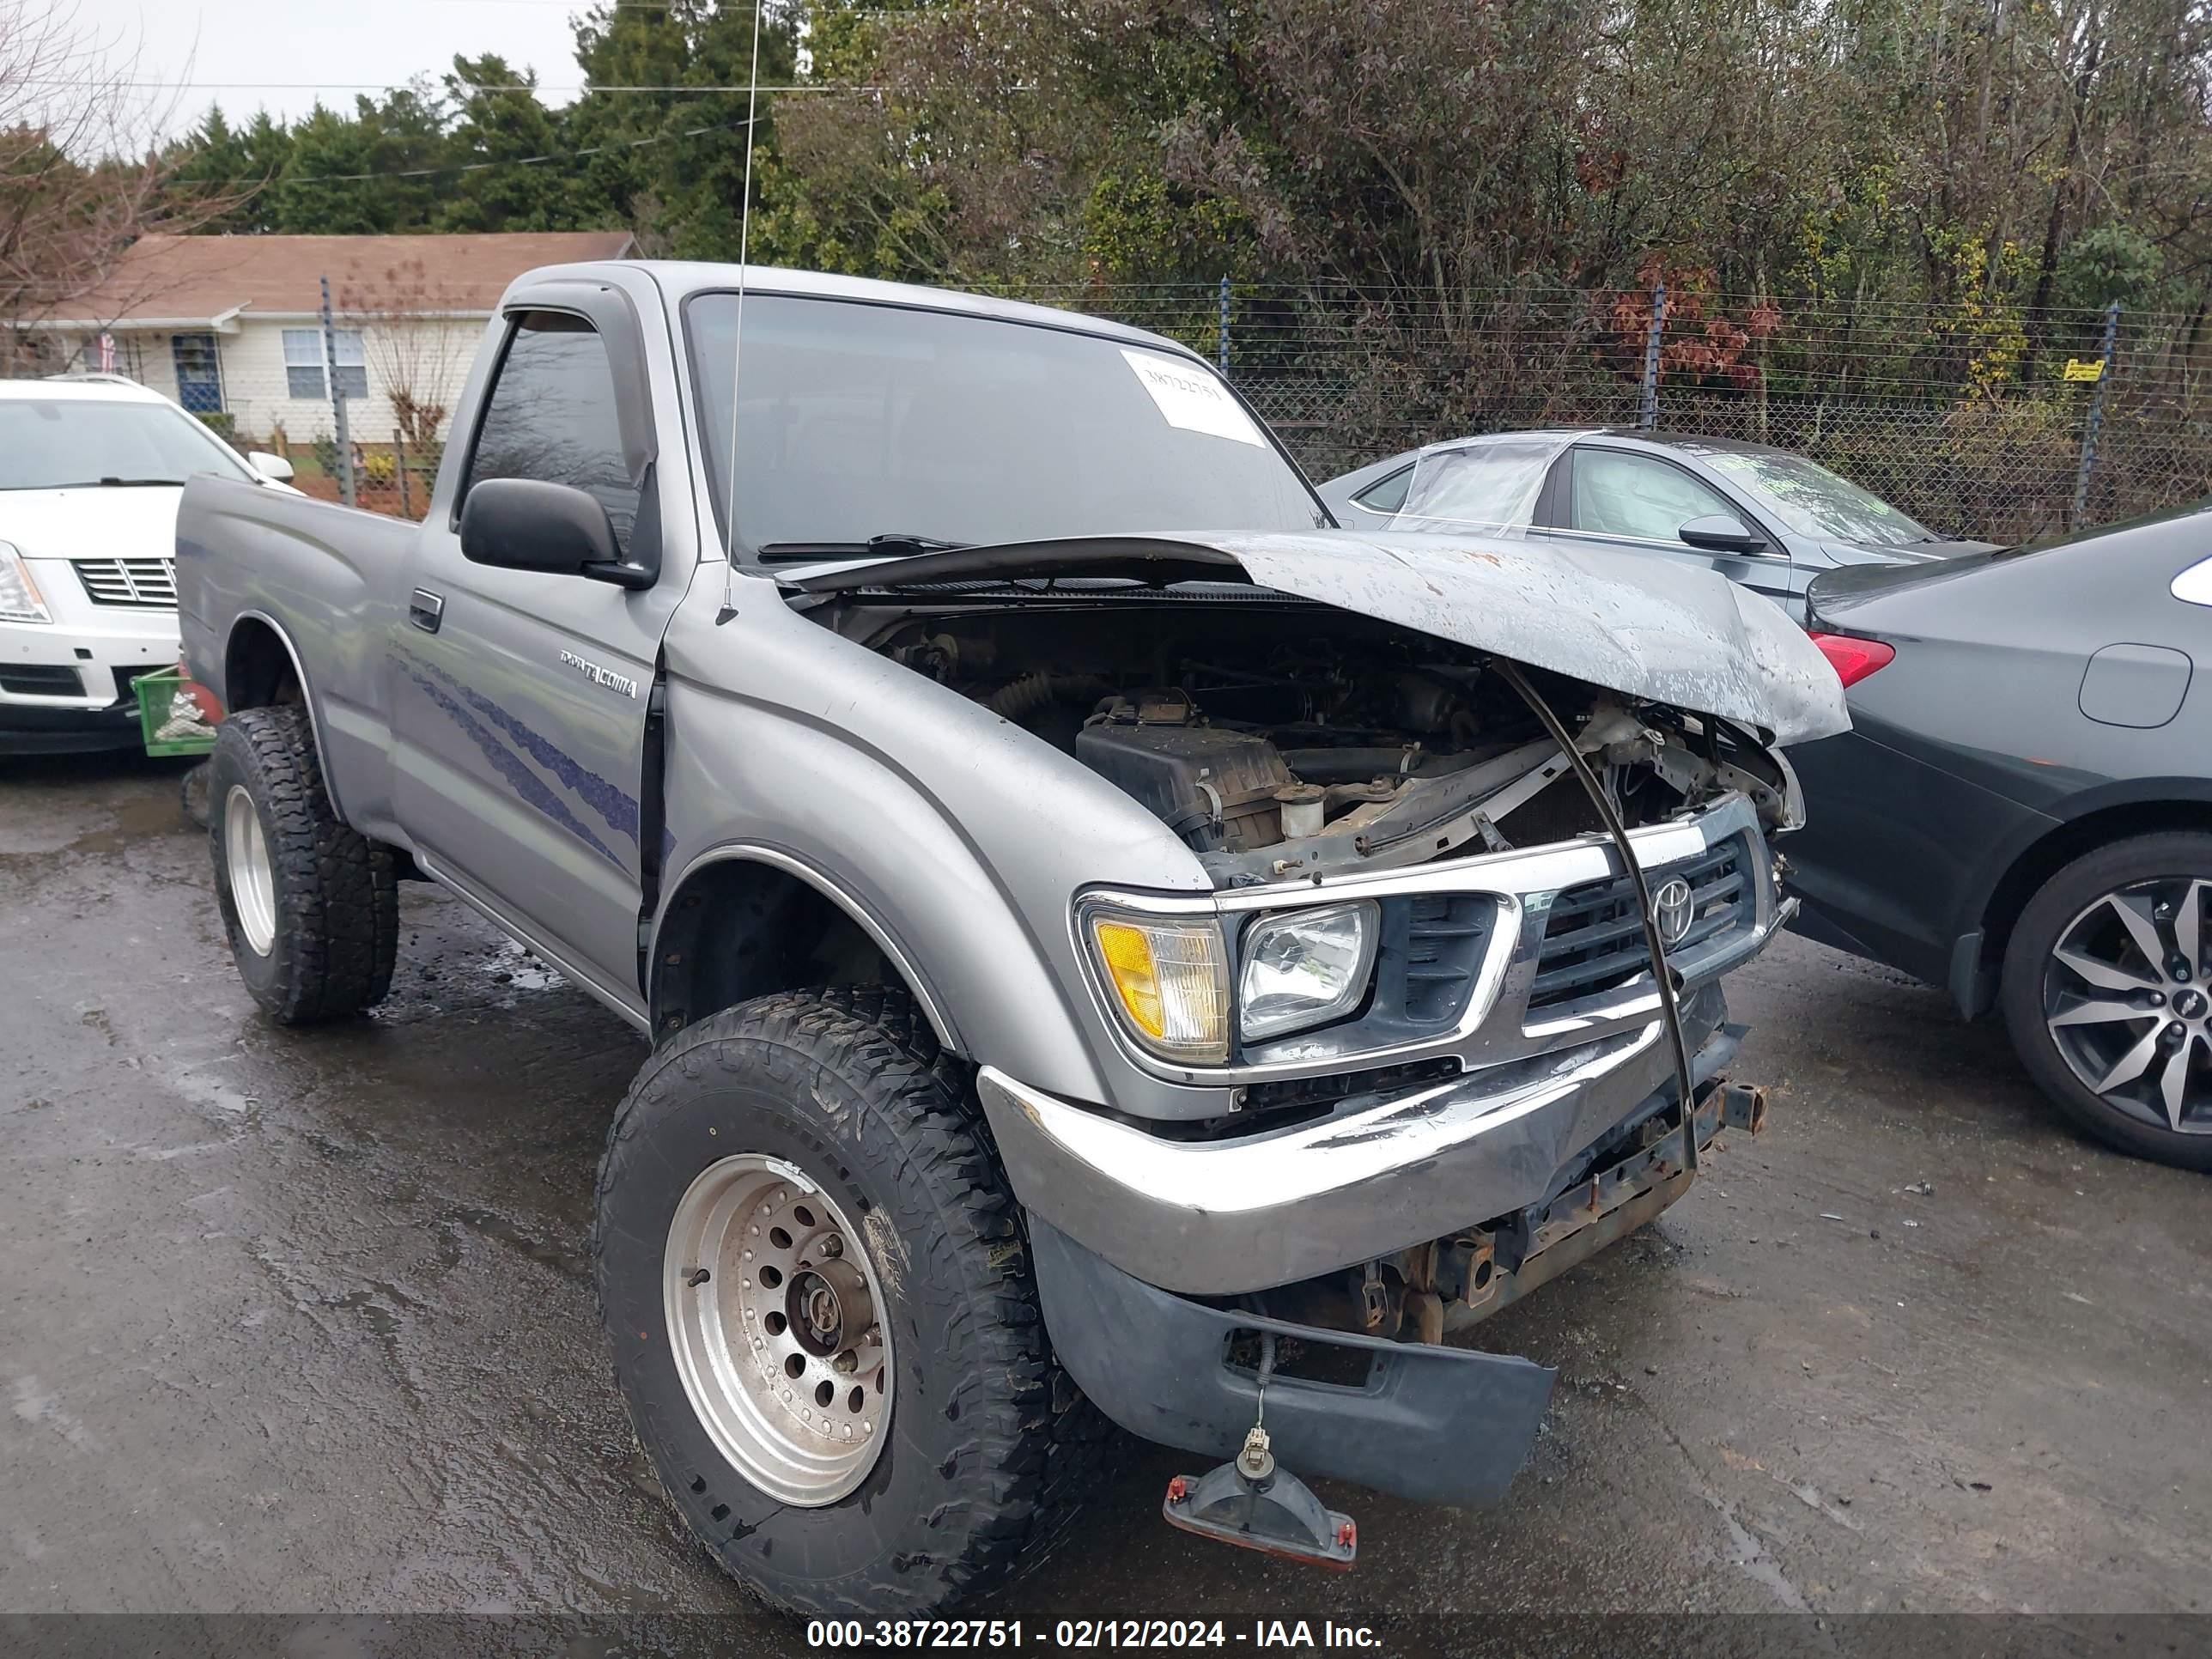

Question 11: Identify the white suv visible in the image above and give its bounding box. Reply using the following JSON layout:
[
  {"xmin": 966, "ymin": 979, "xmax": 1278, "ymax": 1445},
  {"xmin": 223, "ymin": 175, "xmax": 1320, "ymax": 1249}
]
[{"xmin": 0, "ymin": 375, "xmax": 295, "ymax": 754}]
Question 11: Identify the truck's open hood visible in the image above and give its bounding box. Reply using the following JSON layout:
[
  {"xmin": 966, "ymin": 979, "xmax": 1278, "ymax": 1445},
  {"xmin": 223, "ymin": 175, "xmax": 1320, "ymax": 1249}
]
[{"xmin": 787, "ymin": 528, "xmax": 1850, "ymax": 744}]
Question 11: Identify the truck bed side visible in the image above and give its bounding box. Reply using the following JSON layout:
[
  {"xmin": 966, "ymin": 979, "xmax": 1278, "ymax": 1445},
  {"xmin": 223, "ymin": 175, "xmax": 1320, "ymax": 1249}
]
[{"xmin": 176, "ymin": 476, "xmax": 416, "ymax": 842}]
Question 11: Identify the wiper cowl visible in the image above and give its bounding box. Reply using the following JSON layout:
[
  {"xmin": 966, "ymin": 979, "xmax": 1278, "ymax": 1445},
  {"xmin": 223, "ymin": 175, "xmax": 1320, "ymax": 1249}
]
[{"xmin": 756, "ymin": 532, "xmax": 969, "ymax": 564}]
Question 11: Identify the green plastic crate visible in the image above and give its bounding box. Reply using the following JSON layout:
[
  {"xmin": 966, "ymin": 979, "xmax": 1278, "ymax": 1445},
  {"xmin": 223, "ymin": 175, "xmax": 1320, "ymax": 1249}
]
[{"xmin": 131, "ymin": 667, "xmax": 219, "ymax": 757}]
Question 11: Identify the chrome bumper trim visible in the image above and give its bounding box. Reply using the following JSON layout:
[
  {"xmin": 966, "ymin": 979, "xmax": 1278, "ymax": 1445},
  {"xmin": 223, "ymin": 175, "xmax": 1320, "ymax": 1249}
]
[{"xmin": 980, "ymin": 988, "xmax": 1733, "ymax": 1297}]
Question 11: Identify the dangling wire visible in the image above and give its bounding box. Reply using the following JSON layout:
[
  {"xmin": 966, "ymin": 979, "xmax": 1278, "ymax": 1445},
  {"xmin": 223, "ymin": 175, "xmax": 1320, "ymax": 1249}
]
[{"xmin": 1492, "ymin": 659, "xmax": 1700, "ymax": 1179}]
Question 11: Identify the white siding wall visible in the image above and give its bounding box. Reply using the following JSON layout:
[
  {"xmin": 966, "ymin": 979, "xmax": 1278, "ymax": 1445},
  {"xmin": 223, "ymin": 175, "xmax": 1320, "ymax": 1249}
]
[
  {"xmin": 214, "ymin": 317, "xmax": 486, "ymax": 447},
  {"xmin": 73, "ymin": 316, "xmax": 488, "ymax": 450}
]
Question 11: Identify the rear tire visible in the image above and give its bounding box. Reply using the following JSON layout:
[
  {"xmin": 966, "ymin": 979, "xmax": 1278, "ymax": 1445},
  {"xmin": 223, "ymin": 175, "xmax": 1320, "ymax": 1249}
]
[
  {"xmin": 2000, "ymin": 831, "xmax": 2212, "ymax": 1170},
  {"xmin": 593, "ymin": 987, "xmax": 1108, "ymax": 1616},
  {"xmin": 207, "ymin": 705, "xmax": 398, "ymax": 1024}
]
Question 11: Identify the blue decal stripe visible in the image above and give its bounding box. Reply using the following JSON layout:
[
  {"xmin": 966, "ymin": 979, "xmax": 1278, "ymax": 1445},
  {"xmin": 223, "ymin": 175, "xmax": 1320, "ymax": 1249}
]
[
  {"xmin": 415, "ymin": 655, "xmax": 641, "ymax": 845},
  {"xmin": 403, "ymin": 663, "xmax": 626, "ymax": 868}
]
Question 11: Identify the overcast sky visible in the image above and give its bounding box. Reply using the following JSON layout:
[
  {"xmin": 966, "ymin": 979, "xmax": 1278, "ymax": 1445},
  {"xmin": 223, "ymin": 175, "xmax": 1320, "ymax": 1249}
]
[{"xmin": 76, "ymin": 0, "xmax": 591, "ymax": 137}]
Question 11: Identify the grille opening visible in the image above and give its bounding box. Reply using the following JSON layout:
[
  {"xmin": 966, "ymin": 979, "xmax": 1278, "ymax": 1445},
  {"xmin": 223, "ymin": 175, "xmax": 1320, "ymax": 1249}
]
[
  {"xmin": 73, "ymin": 557, "xmax": 178, "ymax": 609},
  {"xmin": 1529, "ymin": 840, "xmax": 1748, "ymax": 1012},
  {"xmin": 0, "ymin": 664, "xmax": 84, "ymax": 697},
  {"xmin": 1400, "ymin": 892, "xmax": 1489, "ymax": 1024}
]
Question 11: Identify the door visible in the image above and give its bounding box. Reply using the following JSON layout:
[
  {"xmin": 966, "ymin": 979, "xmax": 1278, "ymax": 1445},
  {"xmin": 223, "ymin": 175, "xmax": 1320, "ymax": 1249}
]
[
  {"xmin": 388, "ymin": 286, "xmax": 692, "ymax": 1006},
  {"xmin": 171, "ymin": 332, "xmax": 223, "ymax": 414},
  {"xmin": 1562, "ymin": 445, "xmax": 1800, "ymax": 608}
]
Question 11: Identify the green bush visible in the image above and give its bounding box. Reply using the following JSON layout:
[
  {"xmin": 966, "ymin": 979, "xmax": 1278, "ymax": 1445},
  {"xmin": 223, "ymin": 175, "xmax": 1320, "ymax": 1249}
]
[{"xmin": 196, "ymin": 411, "xmax": 237, "ymax": 443}]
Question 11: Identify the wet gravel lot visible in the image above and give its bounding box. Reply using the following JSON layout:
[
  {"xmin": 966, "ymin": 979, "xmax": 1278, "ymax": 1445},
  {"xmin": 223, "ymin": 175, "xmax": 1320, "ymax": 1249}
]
[{"xmin": 3, "ymin": 753, "xmax": 2208, "ymax": 1647}]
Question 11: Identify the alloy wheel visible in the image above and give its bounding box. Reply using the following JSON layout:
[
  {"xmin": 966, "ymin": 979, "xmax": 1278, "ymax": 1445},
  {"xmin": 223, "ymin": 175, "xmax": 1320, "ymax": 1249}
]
[
  {"xmin": 2042, "ymin": 877, "xmax": 2212, "ymax": 1135},
  {"xmin": 662, "ymin": 1153, "xmax": 893, "ymax": 1505}
]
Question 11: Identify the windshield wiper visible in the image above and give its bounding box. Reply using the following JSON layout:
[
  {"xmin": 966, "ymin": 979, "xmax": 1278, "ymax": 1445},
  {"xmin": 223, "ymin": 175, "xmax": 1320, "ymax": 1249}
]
[
  {"xmin": 27, "ymin": 477, "xmax": 191, "ymax": 489},
  {"xmin": 756, "ymin": 532, "xmax": 969, "ymax": 563}
]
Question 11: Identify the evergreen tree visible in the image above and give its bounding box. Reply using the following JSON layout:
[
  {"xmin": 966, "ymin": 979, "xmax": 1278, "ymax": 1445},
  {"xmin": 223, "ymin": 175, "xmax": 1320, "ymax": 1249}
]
[{"xmin": 435, "ymin": 55, "xmax": 605, "ymax": 233}]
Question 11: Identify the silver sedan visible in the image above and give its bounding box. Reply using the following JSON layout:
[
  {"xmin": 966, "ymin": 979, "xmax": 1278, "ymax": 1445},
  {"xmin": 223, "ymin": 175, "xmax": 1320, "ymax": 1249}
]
[{"xmin": 1320, "ymin": 428, "xmax": 1990, "ymax": 620}]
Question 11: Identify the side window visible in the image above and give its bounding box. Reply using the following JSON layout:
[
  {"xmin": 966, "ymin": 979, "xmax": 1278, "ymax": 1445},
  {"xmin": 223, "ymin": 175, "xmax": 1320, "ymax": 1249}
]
[
  {"xmin": 1352, "ymin": 465, "xmax": 1413, "ymax": 515},
  {"xmin": 1571, "ymin": 449, "xmax": 1737, "ymax": 544},
  {"xmin": 464, "ymin": 311, "xmax": 637, "ymax": 553},
  {"xmin": 1397, "ymin": 440, "xmax": 1557, "ymax": 531}
]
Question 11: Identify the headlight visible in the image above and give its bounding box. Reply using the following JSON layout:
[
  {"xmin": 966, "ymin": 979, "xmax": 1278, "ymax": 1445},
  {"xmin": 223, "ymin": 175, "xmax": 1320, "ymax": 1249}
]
[
  {"xmin": 0, "ymin": 542, "xmax": 50, "ymax": 624},
  {"xmin": 1082, "ymin": 907, "xmax": 1231, "ymax": 1064},
  {"xmin": 1238, "ymin": 901, "xmax": 1378, "ymax": 1041}
]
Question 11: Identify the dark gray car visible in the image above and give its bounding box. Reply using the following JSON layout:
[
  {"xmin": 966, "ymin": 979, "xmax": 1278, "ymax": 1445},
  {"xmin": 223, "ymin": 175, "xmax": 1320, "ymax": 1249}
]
[
  {"xmin": 1321, "ymin": 429, "xmax": 1989, "ymax": 618},
  {"xmin": 1786, "ymin": 501, "xmax": 2212, "ymax": 1170}
]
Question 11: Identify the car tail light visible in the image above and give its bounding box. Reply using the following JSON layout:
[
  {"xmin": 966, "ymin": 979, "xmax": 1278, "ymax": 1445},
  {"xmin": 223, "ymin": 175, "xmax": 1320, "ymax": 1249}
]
[{"xmin": 1809, "ymin": 631, "xmax": 1895, "ymax": 688}]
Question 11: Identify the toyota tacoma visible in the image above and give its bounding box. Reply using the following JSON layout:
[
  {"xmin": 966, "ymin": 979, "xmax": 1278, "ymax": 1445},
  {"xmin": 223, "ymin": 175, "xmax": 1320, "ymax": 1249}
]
[{"xmin": 175, "ymin": 260, "xmax": 1846, "ymax": 1616}]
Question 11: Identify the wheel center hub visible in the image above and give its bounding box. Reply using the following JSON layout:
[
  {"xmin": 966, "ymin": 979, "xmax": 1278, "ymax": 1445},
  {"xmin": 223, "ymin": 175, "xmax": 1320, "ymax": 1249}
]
[
  {"xmin": 787, "ymin": 1256, "xmax": 873, "ymax": 1358},
  {"xmin": 2176, "ymin": 988, "xmax": 2207, "ymax": 1020}
]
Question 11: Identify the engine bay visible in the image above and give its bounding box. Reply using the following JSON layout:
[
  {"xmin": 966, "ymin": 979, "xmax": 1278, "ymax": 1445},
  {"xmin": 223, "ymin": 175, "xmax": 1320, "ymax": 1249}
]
[{"xmin": 834, "ymin": 594, "xmax": 1795, "ymax": 884}]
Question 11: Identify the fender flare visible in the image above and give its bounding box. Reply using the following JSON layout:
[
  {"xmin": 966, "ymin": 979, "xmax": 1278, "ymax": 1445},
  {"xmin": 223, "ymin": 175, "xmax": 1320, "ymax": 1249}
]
[
  {"xmin": 653, "ymin": 841, "xmax": 963, "ymax": 1054},
  {"xmin": 225, "ymin": 609, "xmax": 342, "ymax": 815}
]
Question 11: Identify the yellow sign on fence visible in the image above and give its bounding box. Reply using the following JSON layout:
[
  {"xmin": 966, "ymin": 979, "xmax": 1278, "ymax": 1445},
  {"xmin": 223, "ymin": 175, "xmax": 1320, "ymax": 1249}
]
[{"xmin": 2063, "ymin": 358, "xmax": 2106, "ymax": 383}]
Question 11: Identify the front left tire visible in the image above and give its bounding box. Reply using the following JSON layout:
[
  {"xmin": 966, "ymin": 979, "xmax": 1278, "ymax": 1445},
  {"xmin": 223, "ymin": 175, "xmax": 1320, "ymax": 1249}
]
[{"xmin": 593, "ymin": 987, "xmax": 1108, "ymax": 1617}]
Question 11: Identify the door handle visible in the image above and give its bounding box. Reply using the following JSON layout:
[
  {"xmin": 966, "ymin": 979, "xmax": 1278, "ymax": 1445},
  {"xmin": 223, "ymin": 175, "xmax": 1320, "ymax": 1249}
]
[{"xmin": 409, "ymin": 588, "xmax": 445, "ymax": 634}]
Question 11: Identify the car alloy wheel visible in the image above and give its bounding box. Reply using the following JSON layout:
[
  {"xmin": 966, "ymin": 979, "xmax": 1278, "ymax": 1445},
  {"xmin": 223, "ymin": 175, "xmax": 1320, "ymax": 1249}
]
[
  {"xmin": 2042, "ymin": 877, "xmax": 2212, "ymax": 1136},
  {"xmin": 662, "ymin": 1152, "xmax": 893, "ymax": 1505}
]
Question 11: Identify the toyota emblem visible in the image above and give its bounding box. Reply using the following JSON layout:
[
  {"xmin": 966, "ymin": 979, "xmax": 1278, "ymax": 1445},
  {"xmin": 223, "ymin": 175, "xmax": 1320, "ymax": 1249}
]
[{"xmin": 1654, "ymin": 877, "xmax": 1696, "ymax": 947}]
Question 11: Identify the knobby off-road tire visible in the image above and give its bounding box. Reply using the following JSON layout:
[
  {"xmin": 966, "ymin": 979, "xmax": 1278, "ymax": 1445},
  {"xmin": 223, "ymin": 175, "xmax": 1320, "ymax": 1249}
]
[
  {"xmin": 594, "ymin": 987, "xmax": 1110, "ymax": 1618},
  {"xmin": 206, "ymin": 705, "xmax": 398, "ymax": 1024},
  {"xmin": 2001, "ymin": 830, "xmax": 2212, "ymax": 1171}
]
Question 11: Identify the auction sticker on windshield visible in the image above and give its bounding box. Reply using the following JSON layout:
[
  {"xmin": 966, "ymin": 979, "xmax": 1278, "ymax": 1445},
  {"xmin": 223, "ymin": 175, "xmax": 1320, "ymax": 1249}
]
[{"xmin": 1121, "ymin": 347, "xmax": 1266, "ymax": 447}]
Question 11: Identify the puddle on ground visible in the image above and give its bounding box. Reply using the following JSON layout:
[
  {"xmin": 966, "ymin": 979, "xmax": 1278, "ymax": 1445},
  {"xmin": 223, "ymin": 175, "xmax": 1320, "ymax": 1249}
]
[{"xmin": 447, "ymin": 1206, "xmax": 590, "ymax": 1283}]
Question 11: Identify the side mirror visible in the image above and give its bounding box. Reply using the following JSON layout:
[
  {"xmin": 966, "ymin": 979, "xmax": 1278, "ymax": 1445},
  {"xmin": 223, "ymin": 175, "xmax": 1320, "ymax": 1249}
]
[
  {"xmin": 247, "ymin": 451, "xmax": 294, "ymax": 483},
  {"xmin": 1678, "ymin": 513, "xmax": 1769, "ymax": 555},
  {"xmin": 459, "ymin": 477, "xmax": 654, "ymax": 590}
]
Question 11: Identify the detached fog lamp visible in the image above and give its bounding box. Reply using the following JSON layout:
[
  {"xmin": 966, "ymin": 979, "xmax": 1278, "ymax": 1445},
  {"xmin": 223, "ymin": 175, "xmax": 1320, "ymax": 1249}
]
[
  {"xmin": 1084, "ymin": 908, "xmax": 1231, "ymax": 1064},
  {"xmin": 1238, "ymin": 901, "xmax": 1378, "ymax": 1041}
]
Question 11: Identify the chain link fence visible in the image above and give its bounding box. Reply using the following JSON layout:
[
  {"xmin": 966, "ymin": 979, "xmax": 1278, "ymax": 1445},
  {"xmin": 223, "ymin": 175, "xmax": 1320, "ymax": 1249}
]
[
  {"xmin": 1011, "ymin": 280, "xmax": 2212, "ymax": 545},
  {"xmin": 15, "ymin": 270, "xmax": 2212, "ymax": 544}
]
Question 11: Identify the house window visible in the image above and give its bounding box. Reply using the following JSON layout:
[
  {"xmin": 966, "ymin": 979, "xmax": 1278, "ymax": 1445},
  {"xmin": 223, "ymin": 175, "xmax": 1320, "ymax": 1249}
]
[{"xmin": 282, "ymin": 327, "xmax": 368, "ymax": 401}]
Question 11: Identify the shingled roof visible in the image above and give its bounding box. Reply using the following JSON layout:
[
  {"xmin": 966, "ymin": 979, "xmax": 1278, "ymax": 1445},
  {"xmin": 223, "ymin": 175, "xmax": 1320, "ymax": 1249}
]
[{"xmin": 46, "ymin": 230, "xmax": 637, "ymax": 327}]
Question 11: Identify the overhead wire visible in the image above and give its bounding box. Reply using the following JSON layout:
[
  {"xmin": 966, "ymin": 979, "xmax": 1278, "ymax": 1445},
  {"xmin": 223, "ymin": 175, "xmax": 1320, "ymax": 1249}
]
[{"xmin": 171, "ymin": 114, "xmax": 762, "ymax": 186}]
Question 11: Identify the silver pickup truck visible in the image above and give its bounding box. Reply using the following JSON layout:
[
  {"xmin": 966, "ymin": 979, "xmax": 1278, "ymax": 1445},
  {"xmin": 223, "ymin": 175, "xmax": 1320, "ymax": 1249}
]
[{"xmin": 177, "ymin": 260, "xmax": 1846, "ymax": 1617}]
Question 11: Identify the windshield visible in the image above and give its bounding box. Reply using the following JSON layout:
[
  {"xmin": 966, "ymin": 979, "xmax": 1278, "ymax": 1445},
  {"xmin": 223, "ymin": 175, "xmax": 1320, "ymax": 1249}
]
[
  {"xmin": 685, "ymin": 293, "xmax": 1323, "ymax": 558},
  {"xmin": 1391, "ymin": 439, "xmax": 1562, "ymax": 533},
  {"xmin": 0, "ymin": 397, "xmax": 254, "ymax": 490},
  {"xmin": 1699, "ymin": 448, "xmax": 1932, "ymax": 547}
]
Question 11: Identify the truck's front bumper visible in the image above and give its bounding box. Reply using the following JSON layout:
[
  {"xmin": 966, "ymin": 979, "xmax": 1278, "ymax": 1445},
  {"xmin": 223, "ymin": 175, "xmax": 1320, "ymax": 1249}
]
[
  {"xmin": 981, "ymin": 986, "xmax": 1736, "ymax": 1297},
  {"xmin": 1028, "ymin": 1064, "xmax": 1765, "ymax": 1510}
]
